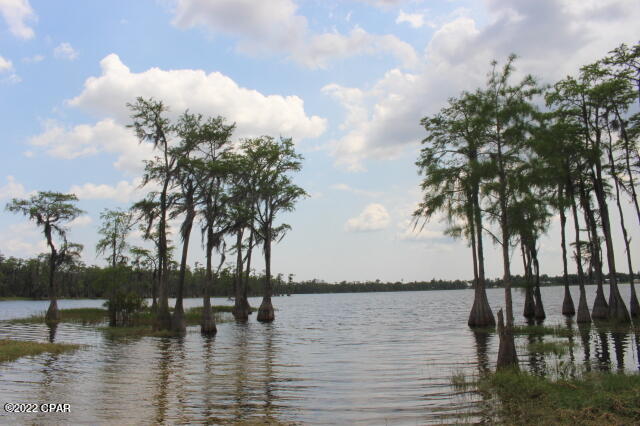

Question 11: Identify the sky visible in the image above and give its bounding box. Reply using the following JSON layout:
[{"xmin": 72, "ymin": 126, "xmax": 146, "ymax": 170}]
[{"xmin": 0, "ymin": 0, "xmax": 639, "ymax": 283}]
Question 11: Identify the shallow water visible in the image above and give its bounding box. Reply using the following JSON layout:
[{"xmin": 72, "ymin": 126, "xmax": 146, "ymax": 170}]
[{"xmin": 0, "ymin": 285, "xmax": 638, "ymax": 424}]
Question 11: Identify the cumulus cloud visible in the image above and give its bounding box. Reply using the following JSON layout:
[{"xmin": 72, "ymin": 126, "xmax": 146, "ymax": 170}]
[
  {"xmin": 69, "ymin": 178, "xmax": 149, "ymax": 203},
  {"xmin": 29, "ymin": 118, "xmax": 152, "ymax": 174},
  {"xmin": 0, "ymin": 222, "xmax": 47, "ymax": 258},
  {"xmin": 331, "ymin": 183, "xmax": 381, "ymax": 198},
  {"xmin": 396, "ymin": 10, "xmax": 424, "ymax": 28},
  {"xmin": 68, "ymin": 54, "xmax": 326, "ymax": 141},
  {"xmin": 0, "ymin": 175, "xmax": 32, "ymax": 200},
  {"xmin": 22, "ymin": 53, "xmax": 43, "ymax": 63},
  {"xmin": 0, "ymin": 0, "xmax": 36, "ymax": 39},
  {"xmin": 171, "ymin": 0, "xmax": 418, "ymax": 69},
  {"xmin": 69, "ymin": 215, "xmax": 92, "ymax": 227},
  {"xmin": 296, "ymin": 28, "xmax": 418, "ymax": 69},
  {"xmin": 0, "ymin": 55, "xmax": 12, "ymax": 71},
  {"xmin": 53, "ymin": 42, "xmax": 78, "ymax": 60},
  {"xmin": 324, "ymin": 0, "xmax": 640, "ymax": 170},
  {"xmin": 345, "ymin": 203, "xmax": 390, "ymax": 232}
]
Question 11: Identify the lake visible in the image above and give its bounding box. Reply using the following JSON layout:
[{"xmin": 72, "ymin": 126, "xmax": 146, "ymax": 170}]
[{"xmin": 1, "ymin": 284, "xmax": 639, "ymax": 424}]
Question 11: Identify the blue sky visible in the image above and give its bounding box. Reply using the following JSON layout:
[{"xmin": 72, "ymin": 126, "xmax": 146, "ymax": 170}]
[{"xmin": 1, "ymin": 0, "xmax": 639, "ymax": 282}]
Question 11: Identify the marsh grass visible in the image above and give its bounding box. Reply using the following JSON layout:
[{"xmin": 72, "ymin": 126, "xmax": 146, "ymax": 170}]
[
  {"xmin": 8, "ymin": 308, "xmax": 108, "ymax": 324},
  {"xmin": 7, "ymin": 305, "xmax": 251, "ymax": 325},
  {"xmin": 477, "ymin": 369, "xmax": 640, "ymax": 425},
  {"xmin": 0, "ymin": 339, "xmax": 81, "ymax": 363}
]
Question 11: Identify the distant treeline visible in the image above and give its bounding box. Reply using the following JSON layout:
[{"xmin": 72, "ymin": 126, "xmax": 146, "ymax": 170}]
[{"xmin": 2, "ymin": 253, "xmax": 635, "ymax": 300}]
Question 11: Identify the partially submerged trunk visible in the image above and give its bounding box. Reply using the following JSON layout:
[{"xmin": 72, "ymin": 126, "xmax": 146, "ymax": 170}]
[
  {"xmin": 172, "ymin": 187, "xmax": 196, "ymax": 333},
  {"xmin": 580, "ymin": 183, "xmax": 608, "ymax": 319},
  {"xmin": 155, "ymin": 177, "xmax": 173, "ymax": 331},
  {"xmin": 201, "ymin": 227, "xmax": 217, "ymax": 335},
  {"xmin": 467, "ymin": 191, "xmax": 495, "ymax": 327},
  {"xmin": 151, "ymin": 266, "xmax": 158, "ymax": 312},
  {"xmin": 44, "ymin": 225, "xmax": 59, "ymax": 322},
  {"xmin": 559, "ymin": 197, "xmax": 575, "ymax": 316},
  {"xmin": 571, "ymin": 189, "xmax": 590, "ymax": 323},
  {"xmin": 532, "ymin": 247, "xmax": 545, "ymax": 320},
  {"xmin": 232, "ymin": 228, "xmax": 250, "ymax": 320},
  {"xmin": 257, "ymin": 232, "xmax": 275, "ymax": 323},
  {"xmin": 496, "ymin": 309, "xmax": 518, "ymax": 370},
  {"xmin": 521, "ymin": 243, "xmax": 535, "ymax": 319},
  {"xmin": 591, "ymin": 122, "xmax": 629, "ymax": 323}
]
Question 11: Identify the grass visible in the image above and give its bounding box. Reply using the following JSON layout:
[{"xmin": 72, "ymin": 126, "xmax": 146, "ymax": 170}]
[
  {"xmin": 8, "ymin": 308, "xmax": 109, "ymax": 324},
  {"xmin": 477, "ymin": 369, "xmax": 640, "ymax": 425},
  {"xmin": 0, "ymin": 339, "xmax": 81, "ymax": 363},
  {"xmin": 7, "ymin": 305, "xmax": 253, "ymax": 325}
]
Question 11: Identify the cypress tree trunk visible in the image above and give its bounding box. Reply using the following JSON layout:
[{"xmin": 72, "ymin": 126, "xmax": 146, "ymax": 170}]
[
  {"xmin": 257, "ymin": 231, "xmax": 275, "ymax": 323},
  {"xmin": 172, "ymin": 202, "xmax": 195, "ymax": 333},
  {"xmin": 559, "ymin": 192, "xmax": 575, "ymax": 315},
  {"xmin": 467, "ymin": 190, "xmax": 495, "ymax": 327},
  {"xmin": 151, "ymin": 266, "xmax": 158, "ymax": 312},
  {"xmin": 532, "ymin": 245, "xmax": 545, "ymax": 320},
  {"xmin": 592, "ymin": 164, "xmax": 630, "ymax": 323},
  {"xmin": 232, "ymin": 228, "xmax": 250, "ymax": 321},
  {"xmin": 201, "ymin": 227, "xmax": 216, "ymax": 335},
  {"xmin": 580, "ymin": 183, "xmax": 608, "ymax": 319},
  {"xmin": 608, "ymin": 134, "xmax": 639, "ymax": 319},
  {"xmin": 44, "ymin": 225, "xmax": 59, "ymax": 322},
  {"xmin": 569, "ymin": 184, "xmax": 591, "ymax": 323},
  {"xmin": 243, "ymin": 229, "xmax": 254, "ymax": 314},
  {"xmin": 496, "ymin": 309, "xmax": 518, "ymax": 370},
  {"xmin": 521, "ymin": 243, "xmax": 535, "ymax": 319},
  {"xmin": 156, "ymin": 176, "xmax": 172, "ymax": 331},
  {"xmin": 495, "ymin": 131, "xmax": 517, "ymax": 369}
]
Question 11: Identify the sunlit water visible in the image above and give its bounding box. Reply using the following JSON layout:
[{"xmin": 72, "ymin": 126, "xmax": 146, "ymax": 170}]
[{"xmin": 1, "ymin": 285, "xmax": 639, "ymax": 424}]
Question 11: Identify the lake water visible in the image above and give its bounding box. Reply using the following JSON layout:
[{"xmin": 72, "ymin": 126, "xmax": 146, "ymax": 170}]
[{"xmin": 0, "ymin": 285, "xmax": 639, "ymax": 424}]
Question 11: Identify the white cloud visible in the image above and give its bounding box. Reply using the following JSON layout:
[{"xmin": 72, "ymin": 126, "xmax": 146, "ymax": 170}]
[
  {"xmin": 0, "ymin": 55, "xmax": 12, "ymax": 71},
  {"xmin": 69, "ymin": 215, "xmax": 92, "ymax": 227},
  {"xmin": 296, "ymin": 28, "xmax": 418, "ymax": 69},
  {"xmin": 22, "ymin": 53, "xmax": 43, "ymax": 63},
  {"xmin": 69, "ymin": 178, "xmax": 147, "ymax": 203},
  {"xmin": 0, "ymin": 0, "xmax": 36, "ymax": 39},
  {"xmin": 53, "ymin": 42, "xmax": 78, "ymax": 60},
  {"xmin": 68, "ymin": 54, "xmax": 326, "ymax": 141},
  {"xmin": 0, "ymin": 175, "xmax": 32, "ymax": 200},
  {"xmin": 331, "ymin": 183, "xmax": 381, "ymax": 198},
  {"xmin": 0, "ymin": 222, "xmax": 47, "ymax": 258},
  {"xmin": 396, "ymin": 10, "xmax": 424, "ymax": 28},
  {"xmin": 29, "ymin": 118, "xmax": 152, "ymax": 174},
  {"xmin": 171, "ymin": 0, "xmax": 418, "ymax": 69},
  {"xmin": 345, "ymin": 203, "xmax": 390, "ymax": 232},
  {"xmin": 324, "ymin": 0, "xmax": 640, "ymax": 170}
]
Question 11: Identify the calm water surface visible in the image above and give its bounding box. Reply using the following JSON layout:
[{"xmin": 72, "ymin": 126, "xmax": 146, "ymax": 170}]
[{"xmin": 0, "ymin": 285, "xmax": 639, "ymax": 424}]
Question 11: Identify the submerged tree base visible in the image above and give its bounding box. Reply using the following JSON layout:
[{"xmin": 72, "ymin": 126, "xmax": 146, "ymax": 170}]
[
  {"xmin": 496, "ymin": 310, "xmax": 518, "ymax": 370},
  {"xmin": 576, "ymin": 288, "xmax": 591, "ymax": 323},
  {"xmin": 608, "ymin": 287, "xmax": 631, "ymax": 324},
  {"xmin": 561, "ymin": 286, "xmax": 575, "ymax": 316},
  {"xmin": 631, "ymin": 288, "xmax": 640, "ymax": 318},
  {"xmin": 45, "ymin": 300, "xmax": 60, "ymax": 323},
  {"xmin": 468, "ymin": 290, "xmax": 495, "ymax": 328},
  {"xmin": 591, "ymin": 288, "xmax": 609, "ymax": 320},
  {"xmin": 257, "ymin": 298, "xmax": 275, "ymax": 323}
]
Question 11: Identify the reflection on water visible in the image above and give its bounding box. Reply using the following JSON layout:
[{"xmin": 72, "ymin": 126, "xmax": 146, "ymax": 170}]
[{"xmin": 0, "ymin": 286, "xmax": 639, "ymax": 424}]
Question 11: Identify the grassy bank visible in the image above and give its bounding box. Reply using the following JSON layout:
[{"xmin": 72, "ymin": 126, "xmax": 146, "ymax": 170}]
[
  {"xmin": 475, "ymin": 370, "xmax": 640, "ymax": 425},
  {"xmin": 0, "ymin": 339, "xmax": 81, "ymax": 363}
]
